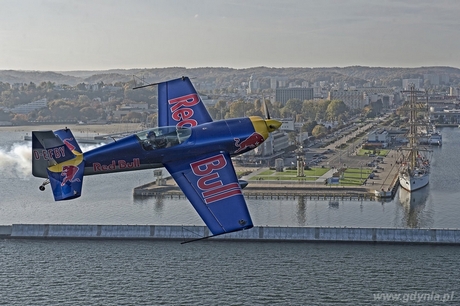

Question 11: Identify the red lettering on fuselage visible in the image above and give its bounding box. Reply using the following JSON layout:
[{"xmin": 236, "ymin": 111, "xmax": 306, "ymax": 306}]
[
  {"xmin": 190, "ymin": 154, "xmax": 242, "ymax": 204},
  {"xmin": 93, "ymin": 158, "xmax": 140, "ymax": 172},
  {"xmin": 168, "ymin": 93, "xmax": 199, "ymax": 127}
]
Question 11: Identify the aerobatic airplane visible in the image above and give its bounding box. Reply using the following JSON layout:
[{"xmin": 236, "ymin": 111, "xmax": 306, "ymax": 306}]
[{"xmin": 32, "ymin": 77, "xmax": 281, "ymax": 238}]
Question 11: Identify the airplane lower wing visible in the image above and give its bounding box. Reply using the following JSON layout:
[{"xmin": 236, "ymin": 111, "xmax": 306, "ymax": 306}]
[{"xmin": 164, "ymin": 152, "xmax": 253, "ymax": 236}]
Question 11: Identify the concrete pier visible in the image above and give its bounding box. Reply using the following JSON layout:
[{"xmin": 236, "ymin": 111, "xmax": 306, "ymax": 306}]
[
  {"xmin": 134, "ymin": 149, "xmax": 402, "ymax": 200},
  {"xmin": 133, "ymin": 177, "xmax": 399, "ymax": 200},
  {"xmin": 2, "ymin": 224, "xmax": 460, "ymax": 245}
]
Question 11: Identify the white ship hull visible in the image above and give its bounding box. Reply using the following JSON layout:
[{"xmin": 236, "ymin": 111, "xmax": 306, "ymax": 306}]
[{"xmin": 399, "ymin": 172, "xmax": 429, "ymax": 192}]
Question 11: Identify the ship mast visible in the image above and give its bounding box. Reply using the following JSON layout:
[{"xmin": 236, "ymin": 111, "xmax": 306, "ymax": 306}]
[
  {"xmin": 398, "ymin": 84, "xmax": 431, "ymax": 191},
  {"xmin": 409, "ymin": 84, "xmax": 417, "ymax": 171},
  {"xmin": 402, "ymin": 84, "xmax": 428, "ymax": 173}
]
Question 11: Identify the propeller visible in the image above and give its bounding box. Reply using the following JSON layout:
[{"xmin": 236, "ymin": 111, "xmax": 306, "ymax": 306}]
[
  {"xmin": 263, "ymin": 99, "xmax": 271, "ymax": 119},
  {"xmin": 262, "ymin": 99, "xmax": 281, "ymax": 132}
]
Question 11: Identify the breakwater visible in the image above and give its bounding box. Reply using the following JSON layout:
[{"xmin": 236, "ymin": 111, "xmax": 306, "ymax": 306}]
[{"xmin": 1, "ymin": 224, "xmax": 460, "ymax": 244}]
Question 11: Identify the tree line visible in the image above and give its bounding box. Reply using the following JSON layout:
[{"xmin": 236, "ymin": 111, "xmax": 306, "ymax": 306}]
[{"xmin": 0, "ymin": 80, "xmax": 385, "ymax": 137}]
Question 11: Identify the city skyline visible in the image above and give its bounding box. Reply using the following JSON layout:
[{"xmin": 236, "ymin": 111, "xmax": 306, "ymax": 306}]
[{"xmin": 1, "ymin": 0, "xmax": 460, "ymax": 71}]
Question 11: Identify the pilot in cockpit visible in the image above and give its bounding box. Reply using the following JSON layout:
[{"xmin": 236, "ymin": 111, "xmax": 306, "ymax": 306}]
[
  {"xmin": 147, "ymin": 130, "xmax": 156, "ymax": 141},
  {"xmin": 145, "ymin": 130, "xmax": 167, "ymax": 149}
]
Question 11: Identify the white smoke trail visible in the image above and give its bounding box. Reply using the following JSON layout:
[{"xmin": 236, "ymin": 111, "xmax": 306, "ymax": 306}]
[
  {"xmin": 0, "ymin": 143, "xmax": 32, "ymax": 179},
  {"xmin": 0, "ymin": 142, "xmax": 103, "ymax": 179}
]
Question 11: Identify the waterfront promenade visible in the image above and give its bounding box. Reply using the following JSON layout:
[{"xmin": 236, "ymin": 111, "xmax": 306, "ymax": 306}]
[{"xmin": 134, "ymin": 150, "xmax": 401, "ymax": 200}]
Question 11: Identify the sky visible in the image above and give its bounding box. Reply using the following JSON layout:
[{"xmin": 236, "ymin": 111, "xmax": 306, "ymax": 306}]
[{"xmin": 1, "ymin": 0, "xmax": 460, "ymax": 71}]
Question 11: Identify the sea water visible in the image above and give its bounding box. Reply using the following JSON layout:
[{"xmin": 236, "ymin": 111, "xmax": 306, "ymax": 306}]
[
  {"xmin": 1, "ymin": 127, "xmax": 459, "ymax": 305},
  {"xmin": 1, "ymin": 128, "xmax": 459, "ymax": 228}
]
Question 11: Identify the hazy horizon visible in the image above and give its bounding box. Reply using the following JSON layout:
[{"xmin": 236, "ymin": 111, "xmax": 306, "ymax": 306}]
[
  {"xmin": 2, "ymin": 0, "xmax": 460, "ymax": 71},
  {"xmin": 3, "ymin": 64, "xmax": 460, "ymax": 73}
]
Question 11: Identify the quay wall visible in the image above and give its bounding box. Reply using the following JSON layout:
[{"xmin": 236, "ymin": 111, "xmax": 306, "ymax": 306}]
[
  {"xmin": 2, "ymin": 224, "xmax": 460, "ymax": 244},
  {"xmin": 0, "ymin": 225, "xmax": 12, "ymax": 236}
]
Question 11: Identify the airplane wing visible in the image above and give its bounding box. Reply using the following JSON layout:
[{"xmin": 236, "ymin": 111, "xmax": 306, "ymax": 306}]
[
  {"xmin": 157, "ymin": 77, "xmax": 213, "ymax": 128},
  {"xmin": 164, "ymin": 152, "xmax": 253, "ymax": 236}
]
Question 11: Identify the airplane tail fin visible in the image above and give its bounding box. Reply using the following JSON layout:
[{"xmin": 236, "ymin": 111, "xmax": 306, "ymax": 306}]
[
  {"xmin": 54, "ymin": 129, "xmax": 83, "ymax": 153},
  {"xmin": 32, "ymin": 129, "xmax": 85, "ymax": 201}
]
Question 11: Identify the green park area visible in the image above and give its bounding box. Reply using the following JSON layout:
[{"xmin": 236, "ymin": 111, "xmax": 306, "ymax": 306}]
[
  {"xmin": 245, "ymin": 167, "xmax": 373, "ymax": 186},
  {"xmin": 339, "ymin": 168, "xmax": 373, "ymax": 186},
  {"xmin": 249, "ymin": 168, "xmax": 329, "ymax": 181},
  {"xmin": 357, "ymin": 149, "xmax": 389, "ymax": 157}
]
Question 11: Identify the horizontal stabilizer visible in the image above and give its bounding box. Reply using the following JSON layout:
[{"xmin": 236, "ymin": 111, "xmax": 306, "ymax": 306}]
[
  {"xmin": 47, "ymin": 160, "xmax": 85, "ymax": 201},
  {"xmin": 33, "ymin": 129, "xmax": 85, "ymax": 200}
]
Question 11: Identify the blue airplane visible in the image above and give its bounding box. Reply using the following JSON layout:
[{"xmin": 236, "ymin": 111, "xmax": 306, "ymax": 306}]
[{"xmin": 32, "ymin": 77, "xmax": 281, "ymax": 238}]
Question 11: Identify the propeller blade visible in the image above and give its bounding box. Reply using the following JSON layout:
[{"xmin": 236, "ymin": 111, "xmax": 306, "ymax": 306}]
[{"xmin": 263, "ymin": 100, "xmax": 271, "ymax": 119}]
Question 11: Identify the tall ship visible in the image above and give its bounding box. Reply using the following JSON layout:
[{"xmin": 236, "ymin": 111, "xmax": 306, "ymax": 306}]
[{"xmin": 398, "ymin": 85, "xmax": 432, "ymax": 192}]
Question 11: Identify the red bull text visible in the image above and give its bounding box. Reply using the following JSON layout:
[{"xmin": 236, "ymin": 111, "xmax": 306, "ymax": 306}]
[
  {"xmin": 168, "ymin": 93, "xmax": 200, "ymax": 127},
  {"xmin": 93, "ymin": 158, "xmax": 140, "ymax": 172},
  {"xmin": 191, "ymin": 154, "xmax": 242, "ymax": 204}
]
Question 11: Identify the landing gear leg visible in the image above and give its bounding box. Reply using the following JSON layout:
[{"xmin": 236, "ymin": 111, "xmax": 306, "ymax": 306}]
[{"xmin": 39, "ymin": 179, "xmax": 50, "ymax": 191}]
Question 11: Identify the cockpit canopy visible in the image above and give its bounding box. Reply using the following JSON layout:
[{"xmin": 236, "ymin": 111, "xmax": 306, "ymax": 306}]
[{"xmin": 136, "ymin": 126, "xmax": 191, "ymax": 150}]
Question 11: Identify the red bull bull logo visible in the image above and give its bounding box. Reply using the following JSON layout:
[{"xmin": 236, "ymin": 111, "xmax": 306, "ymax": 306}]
[
  {"xmin": 61, "ymin": 165, "xmax": 81, "ymax": 186},
  {"xmin": 234, "ymin": 132, "xmax": 265, "ymax": 154},
  {"xmin": 63, "ymin": 138, "xmax": 76, "ymax": 151}
]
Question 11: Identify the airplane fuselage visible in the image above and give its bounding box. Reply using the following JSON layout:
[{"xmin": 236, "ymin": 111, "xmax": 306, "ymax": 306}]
[{"xmin": 83, "ymin": 117, "xmax": 264, "ymax": 176}]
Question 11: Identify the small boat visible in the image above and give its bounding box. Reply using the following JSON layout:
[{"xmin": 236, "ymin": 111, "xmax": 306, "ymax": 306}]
[{"xmin": 374, "ymin": 189, "xmax": 393, "ymax": 198}]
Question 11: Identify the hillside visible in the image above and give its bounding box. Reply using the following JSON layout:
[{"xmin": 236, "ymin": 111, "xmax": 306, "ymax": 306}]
[{"xmin": 1, "ymin": 66, "xmax": 460, "ymax": 87}]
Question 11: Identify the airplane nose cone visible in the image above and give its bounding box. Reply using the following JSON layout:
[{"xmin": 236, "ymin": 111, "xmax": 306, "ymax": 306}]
[
  {"xmin": 265, "ymin": 119, "xmax": 282, "ymax": 133},
  {"xmin": 249, "ymin": 116, "xmax": 283, "ymax": 140}
]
